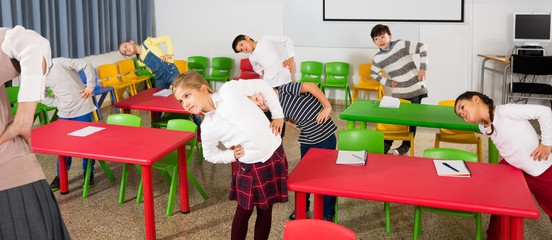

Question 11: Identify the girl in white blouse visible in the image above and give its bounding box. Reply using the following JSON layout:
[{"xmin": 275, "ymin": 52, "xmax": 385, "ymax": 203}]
[{"xmin": 172, "ymin": 71, "xmax": 287, "ymax": 240}]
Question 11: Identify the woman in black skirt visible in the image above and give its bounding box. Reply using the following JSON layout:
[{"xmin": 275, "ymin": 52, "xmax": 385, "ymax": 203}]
[
  {"xmin": 0, "ymin": 26, "xmax": 70, "ymax": 239},
  {"xmin": 172, "ymin": 71, "xmax": 287, "ymax": 240}
]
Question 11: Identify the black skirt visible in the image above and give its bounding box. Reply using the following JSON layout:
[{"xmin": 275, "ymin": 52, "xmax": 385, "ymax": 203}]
[{"xmin": 0, "ymin": 180, "xmax": 71, "ymax": 240}]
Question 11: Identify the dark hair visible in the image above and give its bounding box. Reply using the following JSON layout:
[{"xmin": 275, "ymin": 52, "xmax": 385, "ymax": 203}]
[
  {"xmin": 455, "ymin": 91, "xmax": 495, "ymax": 135},
  {"xmin": 370, "ymin": 24, "xmax": 391, "ymax": 39},
  {"xmin": 232, "ymin": 35, "xmax": 254, "ymax": 53}
]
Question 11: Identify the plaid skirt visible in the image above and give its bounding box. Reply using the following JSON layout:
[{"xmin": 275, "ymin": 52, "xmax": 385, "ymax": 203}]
[
  {"xmin": 0, "ymin": 180, "xmax": 71, "ymax": 239},
  {"xmin": 229, "ymin": 145, "xmax": 288, "ymax": 210}
]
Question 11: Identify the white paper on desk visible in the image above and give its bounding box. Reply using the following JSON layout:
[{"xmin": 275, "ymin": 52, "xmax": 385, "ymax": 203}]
[
  {"xmin": 68, "ymin": 126, "xmax": 105, "ymax": 137},
  {"xmin": 153, "ymin": 89, "xmax": 173, "ymax": 97},
  {"xmin": 379, "ymin": 96, "xmax": 400, "ymax": 108}
]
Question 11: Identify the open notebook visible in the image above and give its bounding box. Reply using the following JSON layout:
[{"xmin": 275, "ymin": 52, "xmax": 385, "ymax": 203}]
[
  {"xmin": 433, "ymin": 160, "xmax": 471, "ymax": 177},
  {"xmin": 336, "ymin": 150, "xmax": 367, "ymax": 166}
]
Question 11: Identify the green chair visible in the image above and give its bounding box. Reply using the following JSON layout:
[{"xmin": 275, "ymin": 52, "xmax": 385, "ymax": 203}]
[
  {"xmin": 133, "ymin": 57, "xmax": 156, "ymax": 88},
  {"xmin": 187, "ymin": 56, "xmax": 209, "ymax": 77},
  {"xmin": 6, "ymin": 86, "xmax": 57, "ymax": 125},
  {"xmin": 105, "ymin": 114, "xmax": 143, "ymax": 204},
  {"xmin": 136, "ymin": 119, "xmax": 209, "ymax": 216},
  {"xmin": 336, "ymin": 129, "xmax": 389, "ymax": 231},
  {"xmin": 320, "ymin": 62, "xmax": 352, "ymax": 108},
  {"xmin": 299, "ymin": 61, "xmax": 323, "ymax": 87},
  {"xmin": 150, "ymin": 112, "xmax": 203, "ymax": 163},
  {"xmin": 413, "ymin": 148, "xmax": 481, "ymax": 240},
  {"xmin": 204, "ymin": 57, "xmax": 232, "ymax": 90}
]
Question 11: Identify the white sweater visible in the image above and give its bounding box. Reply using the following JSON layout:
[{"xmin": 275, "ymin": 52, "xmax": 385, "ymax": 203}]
[
  {"xmin": 481, "ymin": 104, "xmax": 552, "ymax": 176},
  {"xmin": 249, "ymin": 36, "xmax": 295, "ymax": 88},
  {"xmin": 200, "ymin": 80, "xmax": 284, "ymax": 164}
]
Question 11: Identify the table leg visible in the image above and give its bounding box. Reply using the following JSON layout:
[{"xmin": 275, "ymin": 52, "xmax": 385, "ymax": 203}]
[
  {"xmin": 295, "ymin": 192, "xmax": 307, "ymax": 219},
  {"xmin": 480, "ymin": 58, "xmax": 489, "ymax": 92},
  {"xmin": 123, "ymin": 109, "xmax": 130, "ymax": 114},
  {"xmin": 501, "ymin": 64, "xmax": 511, "ymax": 105},
  {"xmin": 151, "ymin": 111, "xmax": 157, "ymax": 121},
  {"xmin": 59, "ymin": 155, "xmax": 69, "ymax": 194},
  {"xmin": 499, "ymin": 215, "xmax": 510, "ymax": 239},
  {"xmin": 178, "ymin": 145, "xmax": 190, "ymax": 213},
  {"xmin": 489, "ymin": 138, "xmax": 499, "ymax": 164},
  {"xmin": 347, "ymin": 120, "xmax": 355, "ymax": 130},
  {"xmin": 313, "ymin": 194, "xmax": 324, "ymax": 220},
  {"xmin": 510, "ymin": 217, "xmax": 524, "ymax": 240},
  {"xmin": 141, "ymin": 165, "xmax": 156, "ymax": 240}
]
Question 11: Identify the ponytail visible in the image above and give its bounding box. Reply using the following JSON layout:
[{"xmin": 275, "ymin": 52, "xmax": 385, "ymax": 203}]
[{"xmin": 455, "ymin": 91, "xmax": 495, "ymax": 135}]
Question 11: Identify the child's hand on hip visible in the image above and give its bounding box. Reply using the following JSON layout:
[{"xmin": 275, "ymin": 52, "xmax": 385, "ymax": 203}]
[
  {"xmin": 234, "ymin": 144, "xmax": 244, "ymax": 159},
  {"xmin": 531, "ymin": 143, "xmax": 551, "ymax": 161},
  {"xmin": 418, "ymin": 70, "xmax": 426, "ymax": 81},
  {"xmin": 270, "ymin": 118, "xmax": 284, "ymax": 136}
]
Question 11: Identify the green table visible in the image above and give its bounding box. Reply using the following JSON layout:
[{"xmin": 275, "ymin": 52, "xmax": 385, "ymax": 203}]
[{"xmin": 340, "ymin": 99, "xmax": 499, "ymax": 164}]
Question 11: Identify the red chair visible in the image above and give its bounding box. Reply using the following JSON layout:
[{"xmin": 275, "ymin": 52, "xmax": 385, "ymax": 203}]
[
  {"xmin": 283, "ymin": 219, "xmax": 356, "ymax": 240},
  {"xmin": 233, "ymin": 58, "xmax": 261, "ymax": 80}
]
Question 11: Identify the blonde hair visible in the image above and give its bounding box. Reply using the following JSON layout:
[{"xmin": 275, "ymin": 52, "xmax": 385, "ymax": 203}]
[{"xmin": 172, "ymin": 71, "xmax": 214, "ymax": 94}]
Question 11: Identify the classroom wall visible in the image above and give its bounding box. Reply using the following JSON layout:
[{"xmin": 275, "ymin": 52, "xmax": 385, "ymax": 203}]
[{"xmin": 85, "ymin": 0, "xmax": 552, "ymax": 105}]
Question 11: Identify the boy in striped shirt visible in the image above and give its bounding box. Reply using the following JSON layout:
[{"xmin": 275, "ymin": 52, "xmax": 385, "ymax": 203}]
[
  {"xmin": 248, "ymin": 81, "xmax": 338, "ymax": 222},
  {"xmin": 370, "ymin": 24, "xmax": 429, "ymax": 155}
]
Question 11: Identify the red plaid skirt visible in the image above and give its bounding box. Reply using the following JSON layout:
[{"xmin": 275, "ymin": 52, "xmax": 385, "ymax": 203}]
[{"xmin": 229, "ymin": 145, "xmax": 288, "ymax": 210}]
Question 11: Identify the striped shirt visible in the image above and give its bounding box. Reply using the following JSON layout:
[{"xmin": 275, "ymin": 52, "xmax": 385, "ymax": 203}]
[
  {"xmin": 371, "ymin": 40, "xmax": 428, "ymax": 99},
  {"xmin": 278, "ymin": 82, "xmax": 337, "ymax": 145}
]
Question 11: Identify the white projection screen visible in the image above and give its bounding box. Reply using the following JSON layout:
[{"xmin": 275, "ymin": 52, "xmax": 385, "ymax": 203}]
[{"xmin": 323, "ymin": 0, "xmax": 464, "ymax": 22}]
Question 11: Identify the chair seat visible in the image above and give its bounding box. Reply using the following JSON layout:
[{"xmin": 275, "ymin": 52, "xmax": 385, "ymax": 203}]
[
  {"xmin": 418, "ymin": 206, "xmax": 478, "ymax": 218},
  {"xmin": 93, "ymin": 86, "xmax": 116, "ymax": 95},
  {"xmin": 437, "ymin": 132, "xmax": 479, "ymax": 143},
  {"xmin": 321, "ymin": 82, "xmax": 348, "ymax": 88},
  {"xmin": 353, "ymin": 80, "xmax": 381, "ymax": 90},
  {"xmin": 380, "ymin": 131, "xmax": 412, "ymax": 140},
  {"xmin": 512, "ymin": 83, "xmax": 552, "ymax": 94}
]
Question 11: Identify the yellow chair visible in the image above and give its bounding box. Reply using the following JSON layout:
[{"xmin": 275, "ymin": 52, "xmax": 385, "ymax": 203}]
[
  {"xmin": 376, "ymin": 99, "xmax": 415, "ymax": 156},
  {"xmin": 174, "ymin": 60, "xmax": 188, "ymax": 73},
  {"xmin": 435, "ymin": 100, "xmax": 483, "ymax": 162},
  {"xmin": 97, "ymin": 64, "xmax": 133, "ymax": 105},
  {"xmin": 352, "ymin": 63, "xmax": 384, "ymax": 102},
  {"xmin": 118, "ymin": 59, "xmax": 151, "ymax": 94}
]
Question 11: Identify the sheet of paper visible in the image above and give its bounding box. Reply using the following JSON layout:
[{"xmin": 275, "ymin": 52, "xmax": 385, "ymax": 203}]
[
  {"xmin": 68, "ymin": 126, "xmax": 105, "ymax": 137},
  {"xmin": 379, "ymin": 96, "xmax": 400, "ymax": 108},
  {"xmin": 153, "ymin": 89, "xmax": 173, "ymax": 97}
]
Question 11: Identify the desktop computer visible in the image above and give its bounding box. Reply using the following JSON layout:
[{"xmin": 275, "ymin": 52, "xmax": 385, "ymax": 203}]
[{"xmin": 515, "ymin": 46, "xmax": 546, "ymax": 56}]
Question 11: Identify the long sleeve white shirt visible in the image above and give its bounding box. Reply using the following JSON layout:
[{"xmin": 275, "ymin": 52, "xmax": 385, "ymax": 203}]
[
  {"xmin": 200, "ymin": 79, "xmax": 284, "ymax": 164},
  {"xmin": 249, "ymin": 35, "xmax": 295, "ymax": 88},
  {"xmin": 41, "ymin": 57, "xmax": 96, "ymax": 118},
  {"xmin": 481, "ymin": 104, "xmax": 552, "ymax": 176}
]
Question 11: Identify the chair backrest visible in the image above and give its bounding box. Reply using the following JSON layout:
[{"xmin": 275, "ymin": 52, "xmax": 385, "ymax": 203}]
[
  {"xmin": 106, "ymin": 113, "xmax": 142, "ymax": 127},
  {"xmin": 300, "ymin": 61, "xmax": 323, "ymax": 83},
  {"xmin": 174, "ymin": 60, "xmax": 188, "ymax": 73},
  {"xmin": 6, "ymin": 86, "xmax": 20, "ymax": 106},
  {"xmin": 424, "ymin": 148, "xmax": 478, "ymax": 163},
  {"xmin": 167, "ymin": 119, "xmax": 198, "ymax": 145},
  {"xmin": 239, "ymin": 58, "xmax": 260, "ymax": 79},
  {"xmin": 438, "ymin": 100, "xmax": 473, "ymax": 135},
  {"xmin": 338, "ymin": 129, "xmax": 384, "ymax": 154},
  {"xmin": 376, "ymin": 99, "xmax": 411, "ymax": 131},
  {"xmin": 283, "ymin": 219, "xmax": 356, "ymax": 240},
  {"xmin": 97, "ymin": 64, "xmax": 119, "ymax": 82},
  {"xmin": 511, "ymin": 55, "xmax": 552, "ymax": 75},
  {"xmin": 133, "ymin": 57, "xmax": 145, "ymax": 70},
  {"xmin": 187, "ymin": 56, "xmax": 208, "ymax": 76},
  {"xmin": 78, "ymin": 70, "xmax": 101, "ymax": 91},
  {"xmin": 325, "ymin": 62, "xmax": 350, "ymax": 84},
  {"xmin": 210, "ymin": 57, "xmax": 232, "ymax": 78},
  {"xmin": 118, "ymin": 59, "xmax": 138, "ymax": 79}
]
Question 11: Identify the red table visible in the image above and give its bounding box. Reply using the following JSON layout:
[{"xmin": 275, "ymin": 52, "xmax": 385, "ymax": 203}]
[
  {"xmin": 288, "ymin": 148, "xmax": 540, "ymax": 240},
  {"xmin": 114, "ymin": 88, "xmax": 195, "ymax": 120},
  {"xmin": 31, "ymin": 120, "xmax": 195, "ymax": 240}
]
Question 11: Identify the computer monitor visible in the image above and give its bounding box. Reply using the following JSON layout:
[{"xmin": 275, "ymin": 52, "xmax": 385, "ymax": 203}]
[{"xmin": 513, "ymin": 13, "xmax": 552, "ymax": 46}]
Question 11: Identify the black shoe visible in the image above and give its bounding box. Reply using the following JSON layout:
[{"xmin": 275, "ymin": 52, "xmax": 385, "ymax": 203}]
[
  {"xmin": 393, "ymin": 144, "xmax": 410, "ymax": 156},
  {"xmin": 384, "ymin": 143, "xmax": 392, "ymax": 154},
  {"xmin": 50, "ymin": 176, "xmax": 60, "ymax": 192},
  {"xmin": 83, "ymin": 173, "xmax": 94, "ymax": 188},
  {"xmin": 323, "ymin": 215, "xmax": 335, "ymax": 222},
  {"xmin": 289, "ymin": 210, "xmax": 296, "ymax": 220}
]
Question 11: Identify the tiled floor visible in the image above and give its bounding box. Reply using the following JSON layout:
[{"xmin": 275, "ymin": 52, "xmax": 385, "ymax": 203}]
[{"xmin": 35, "ymin": 102, "xmax": 552, "ymax": 239}]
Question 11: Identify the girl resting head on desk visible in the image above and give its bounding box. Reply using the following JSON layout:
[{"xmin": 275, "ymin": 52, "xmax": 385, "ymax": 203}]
[
  {"xmin": 171, "ymin": 71, "xmax": 288, "ymax": 240},
  {"xmin": 454, "ymin": 91, "xmax": 552, "ymax": 240}
]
